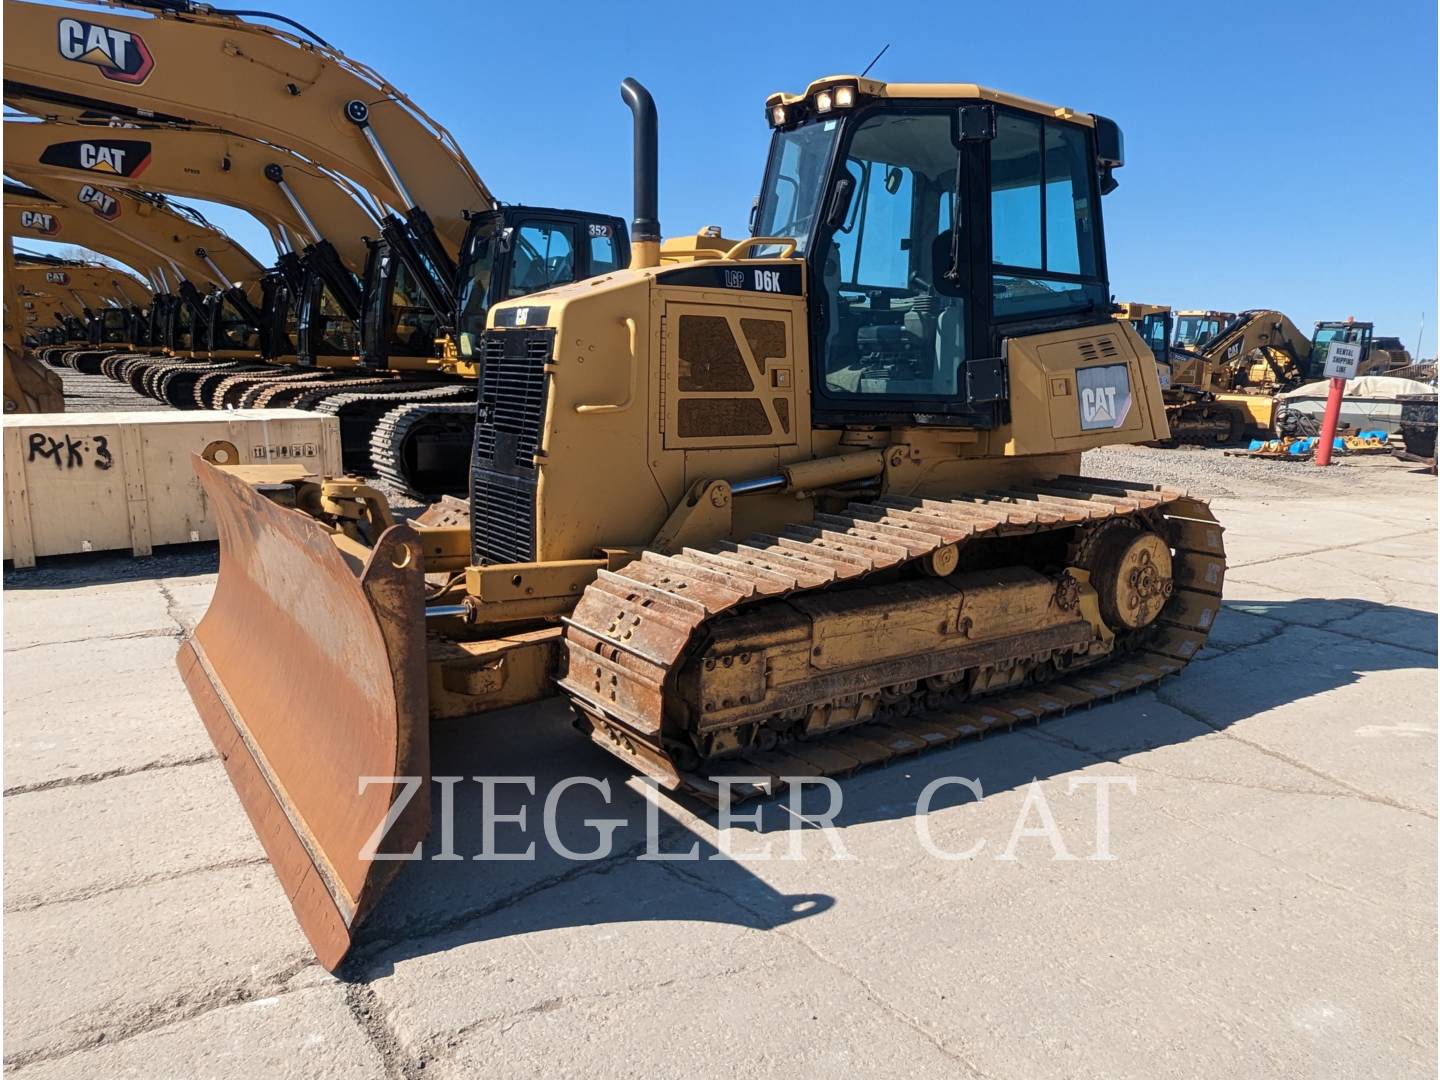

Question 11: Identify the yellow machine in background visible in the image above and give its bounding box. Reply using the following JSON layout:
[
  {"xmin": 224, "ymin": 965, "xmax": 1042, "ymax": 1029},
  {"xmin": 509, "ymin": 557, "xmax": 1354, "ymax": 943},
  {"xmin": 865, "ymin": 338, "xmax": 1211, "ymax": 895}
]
[
  {"xmin": 1172, "ymin": 309, "xmax": 1235, "ymax": 351},
  {"xmin": 177, "ymin": 75, "xmax": 1227, "ymax": 970}
]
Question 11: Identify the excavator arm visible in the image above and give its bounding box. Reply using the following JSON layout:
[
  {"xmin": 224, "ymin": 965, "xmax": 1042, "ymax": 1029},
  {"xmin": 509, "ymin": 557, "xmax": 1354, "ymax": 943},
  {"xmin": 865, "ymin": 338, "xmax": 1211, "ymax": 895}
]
[
  {"xmin": 5, "ymin": 168, "xmax": 264, "ymax": 299},
  {"xmin": 1172, "ymin": 310, "xmax": 1312, "ymax": 393},
  {"xmin": 4, "ymin": 116, "xmax": 376, "ymax": 272},
  {"xmin": 7, "ymin": 181, "xmax": 200, "ymax": 288},
  {"xmin": 3, "ymin": 0, "xmax": 489, "ymax": 260},
  {"xmin": 12, "ymin": 261, "xmax": 150, "ymax": 311}
]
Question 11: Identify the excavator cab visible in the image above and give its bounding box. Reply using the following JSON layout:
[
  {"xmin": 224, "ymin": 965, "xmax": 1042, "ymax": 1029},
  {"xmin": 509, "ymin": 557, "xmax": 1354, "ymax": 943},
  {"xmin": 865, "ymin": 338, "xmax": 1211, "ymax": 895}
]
[
  {"xmin": 1311, "ymin": 320, "xmax": 1373, "ymax": 378},
  {"xmin": 88, "ymin": 306, "xmax": 132, "ymax": 347},
  {"xmin": 1173, "ymin": 310, "xmax": 1234, "ymax": 350},
  {"xmin": 452, "ymin": 206, "xmax": 629, "ymax": 364}
]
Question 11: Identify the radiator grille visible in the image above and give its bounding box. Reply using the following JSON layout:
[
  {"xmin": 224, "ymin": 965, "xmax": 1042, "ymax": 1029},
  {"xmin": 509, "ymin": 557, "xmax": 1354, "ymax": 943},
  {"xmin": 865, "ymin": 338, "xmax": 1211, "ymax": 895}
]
[{"xmin": 470, "ymin": 327, "xmax": 554, "ymax": 564}]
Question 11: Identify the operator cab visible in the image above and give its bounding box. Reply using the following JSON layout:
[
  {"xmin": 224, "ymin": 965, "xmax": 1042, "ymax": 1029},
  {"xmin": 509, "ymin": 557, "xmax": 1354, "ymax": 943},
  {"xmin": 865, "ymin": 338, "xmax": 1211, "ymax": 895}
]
[
  {"xmin": 1135, "ymin": 310, "xmax": 1171, "ymax": 359},
  {"xmin": 1311, "ymin": 320, "xmax": 1373, "ymax": 379},
  {"xmin": 205, "ymin": 291, "xmax": 262, "ymax": 355},
  {"xmin": 754, "ymin": 78, "xmax": 1121, "ymax": 427},
  {"xmin": 1173, "ymin": 310, "xmax": 1234, "ymax": 350},
  {"xmin": 453, "ymin": 206, "xmax": 629, "ymax": 361},
  {"xmin": 89, "ymin": 306, "xmax": 134, "ymax": 347}
]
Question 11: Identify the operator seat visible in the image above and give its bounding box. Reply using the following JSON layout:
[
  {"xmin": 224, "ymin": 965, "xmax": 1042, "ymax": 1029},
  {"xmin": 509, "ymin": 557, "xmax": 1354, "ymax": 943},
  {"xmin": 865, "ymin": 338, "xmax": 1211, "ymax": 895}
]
[{"xmin": 898, "ymin": 229, "xmax": 965, "ymax": 395}]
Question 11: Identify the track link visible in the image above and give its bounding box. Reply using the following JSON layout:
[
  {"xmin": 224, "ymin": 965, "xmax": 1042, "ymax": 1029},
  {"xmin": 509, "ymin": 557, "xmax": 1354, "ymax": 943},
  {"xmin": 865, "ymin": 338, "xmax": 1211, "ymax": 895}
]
[{"xmin": 559, "ymin": 476, "xmax": 1225, "ymax": 800}]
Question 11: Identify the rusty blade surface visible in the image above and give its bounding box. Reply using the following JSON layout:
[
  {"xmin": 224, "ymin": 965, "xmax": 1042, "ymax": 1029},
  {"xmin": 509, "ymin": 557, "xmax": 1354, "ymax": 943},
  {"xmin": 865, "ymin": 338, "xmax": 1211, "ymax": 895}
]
[{"xmin": 177, "ymin": 456, "xmax": 430, "ymax": 971}]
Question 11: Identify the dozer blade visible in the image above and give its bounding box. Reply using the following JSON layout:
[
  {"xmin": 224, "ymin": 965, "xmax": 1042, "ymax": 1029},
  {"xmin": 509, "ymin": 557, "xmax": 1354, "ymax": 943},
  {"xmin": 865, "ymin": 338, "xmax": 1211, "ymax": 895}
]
[{"xmin": 176, "ymin": 456, "xmax": 430, "ymax": 970}]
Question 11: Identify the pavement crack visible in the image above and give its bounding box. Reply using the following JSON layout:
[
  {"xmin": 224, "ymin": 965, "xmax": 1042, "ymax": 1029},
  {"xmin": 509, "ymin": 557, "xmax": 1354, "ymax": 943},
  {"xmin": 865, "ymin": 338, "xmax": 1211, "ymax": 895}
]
[
  {"xmin": 1228, "ymin": 527, "xmax": 1436, "ymax": 570},
  {"xmin": 657, "ymin": 860, "xmax": 995, "ymax": 1079},
  {"xmin": 3, "ymin": 626, "xmax": 180, "ymax": 653},
  {"xmin": 1, "ymin": 957, "xmax": 317, "ymax": 1072},
  {"xmin": 3, "ymin": 752, "xmax": 216, "ymax": 797},
  {"xmin": 344, "ymin": 983, "xmax": 421, "ymax": 1080},
  {"xmin": 5, "ymin": 855, "xmax": 270, "ymax": 914},
  {"xmin": 155, "ymin": 580, "xmax": 194, "ymax": 636},
  {"xmin": 341, "ymin": 832, "xmax": 659, "ymax": 975},
  {"xmin": 1152, "ymin": 688, "xmax": 1436, "ymax": 820}
]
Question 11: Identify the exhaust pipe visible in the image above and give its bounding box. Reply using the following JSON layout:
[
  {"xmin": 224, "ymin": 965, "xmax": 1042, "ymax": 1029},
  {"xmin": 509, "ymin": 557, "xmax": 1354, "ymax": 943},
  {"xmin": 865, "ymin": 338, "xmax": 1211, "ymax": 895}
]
[{"xmin": 620, "ymin": 77, "xmax": 660, "ymax": 269}]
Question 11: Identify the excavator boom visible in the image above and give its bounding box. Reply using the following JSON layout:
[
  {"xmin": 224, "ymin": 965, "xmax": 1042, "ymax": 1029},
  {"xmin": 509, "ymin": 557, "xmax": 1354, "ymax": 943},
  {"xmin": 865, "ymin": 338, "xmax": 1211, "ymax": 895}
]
[
  {"xmin": 4, "ymin": 117, "xmax": 375, "ymax": 271},
  {"xmin": 4, "ymin": 0, "xmax": 488, "ymax": 255}
]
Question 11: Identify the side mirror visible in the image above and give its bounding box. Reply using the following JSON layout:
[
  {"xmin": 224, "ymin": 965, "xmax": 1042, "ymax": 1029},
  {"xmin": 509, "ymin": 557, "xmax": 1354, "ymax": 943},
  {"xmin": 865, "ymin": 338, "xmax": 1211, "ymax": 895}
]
[
  {"xmin": 498, "ymin": 227, "xmax": 514, "ymax": 254},
  {"xmin": 748, "ymin": 197, "xmax": 760, "ymax": 235},
  {"xmin": 825, "ymin": 175, "xmax": 856, "ymax": 229}
]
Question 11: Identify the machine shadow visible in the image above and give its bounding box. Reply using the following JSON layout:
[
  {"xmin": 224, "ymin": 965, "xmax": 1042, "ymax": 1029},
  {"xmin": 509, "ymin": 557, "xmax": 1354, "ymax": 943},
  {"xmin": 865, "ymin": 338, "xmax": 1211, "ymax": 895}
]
[{"xmin": 345, "ymin": 593, "xmax": 1432, "ymax": 975}]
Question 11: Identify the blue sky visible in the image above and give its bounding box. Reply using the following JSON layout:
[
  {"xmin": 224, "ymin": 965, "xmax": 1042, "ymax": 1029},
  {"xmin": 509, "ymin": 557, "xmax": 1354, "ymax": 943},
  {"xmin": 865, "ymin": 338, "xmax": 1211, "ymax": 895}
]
[{"xmin": 23, "ymin": 0, "xmax": 1438, "ymax": 353}]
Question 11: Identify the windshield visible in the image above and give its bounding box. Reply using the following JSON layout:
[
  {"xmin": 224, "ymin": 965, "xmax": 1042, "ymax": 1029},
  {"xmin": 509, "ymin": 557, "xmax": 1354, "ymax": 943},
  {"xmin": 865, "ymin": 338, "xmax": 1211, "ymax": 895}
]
[
  {"xmin": 1311, "ymin": 324, "xmax": 1370, "ymax": 370},
  {"xmin": 1137, "ymin": 312, "xmax": 1169, "ymax": 353},
  {"xmin": 1174, "ymin": 315, "xmax": 1222, "ymax": 348},
  {"xmin": 101, "ymin": 309, "xmax": 129, "ymax": 341},
  {"xmin": 754, "ymin": 120, "xmax": 841, "ymax": 254},
  {"xmin": 455, "ymin": 215, "xmax": 499, "ymax": 358},
  {"xmin": 213, "ymin": 296, "xmax": 259, "ymax": 352}
]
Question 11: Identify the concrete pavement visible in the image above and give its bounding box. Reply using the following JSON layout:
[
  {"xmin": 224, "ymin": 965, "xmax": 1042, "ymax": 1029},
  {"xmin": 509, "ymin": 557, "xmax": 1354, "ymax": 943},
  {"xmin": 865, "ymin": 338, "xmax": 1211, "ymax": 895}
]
[{"xmin": 3, "ymin": 449, "xmax": 1435, "ymax": 1078}]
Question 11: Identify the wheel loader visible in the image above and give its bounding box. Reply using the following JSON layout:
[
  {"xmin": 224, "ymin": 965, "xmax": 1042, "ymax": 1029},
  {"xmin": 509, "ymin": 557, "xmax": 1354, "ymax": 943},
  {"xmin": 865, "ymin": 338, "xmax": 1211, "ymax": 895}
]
[{"xmin": 178, "ymin": 75, "xmax": 1226, "ymax": 971}]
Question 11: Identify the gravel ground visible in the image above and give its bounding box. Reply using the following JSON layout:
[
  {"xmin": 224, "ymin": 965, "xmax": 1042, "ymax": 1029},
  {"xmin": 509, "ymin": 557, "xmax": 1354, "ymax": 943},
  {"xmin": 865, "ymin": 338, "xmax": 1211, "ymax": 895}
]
[
  {"xmin": 1082, "ymin": 442, "xmax": 1430, "ymax": 500},
  {"xmin": 54, "ymin": 360, "xmax": 172, "ymax": 413}
]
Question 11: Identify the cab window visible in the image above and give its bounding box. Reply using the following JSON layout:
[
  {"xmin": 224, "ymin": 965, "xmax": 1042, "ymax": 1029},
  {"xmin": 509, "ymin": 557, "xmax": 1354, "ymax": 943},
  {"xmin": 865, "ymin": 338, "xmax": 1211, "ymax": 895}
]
[
  {"xmin": 507, "ymin": 222, "xmax": 577, "ymax": 297},
  {"xmin": 817, "ymin": 110, "xmax": 966, "ymax": 401},
  {"xmin": 588, "ymin": 223, "xmax": 620, "ymax": 275},
  {"xmin": 991, "ymin": 112, "xmax": 1103, "ymax": 319}
]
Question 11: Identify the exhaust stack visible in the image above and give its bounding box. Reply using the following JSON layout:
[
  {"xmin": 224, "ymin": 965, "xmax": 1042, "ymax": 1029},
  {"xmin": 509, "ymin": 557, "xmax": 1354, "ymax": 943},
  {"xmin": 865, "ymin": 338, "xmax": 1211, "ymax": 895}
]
[{"xmin": 620, "ymin": 77, "xmax": 660, "ymax": 269}]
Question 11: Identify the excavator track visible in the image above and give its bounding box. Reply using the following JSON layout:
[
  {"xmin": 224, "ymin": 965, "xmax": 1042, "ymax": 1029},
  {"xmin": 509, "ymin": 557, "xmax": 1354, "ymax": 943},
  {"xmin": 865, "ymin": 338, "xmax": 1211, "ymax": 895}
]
[
  {"xmin": 559, "ymin": 476, "xmax": 1225, "ymax": 801},
  {"xmin": 203, "ymin": 368, "xmax": 336, "ymax": 410},
  {"xmin": 367, "ymin": 396, "xmax": 477, "ymax": 498},
  {"xmin": 310, "ymin": 382, "xmax": 462, "ymax": 474},
  {"xmin": 1161, "ymin": 402, "xmax": 1240, "ymax": 444}
]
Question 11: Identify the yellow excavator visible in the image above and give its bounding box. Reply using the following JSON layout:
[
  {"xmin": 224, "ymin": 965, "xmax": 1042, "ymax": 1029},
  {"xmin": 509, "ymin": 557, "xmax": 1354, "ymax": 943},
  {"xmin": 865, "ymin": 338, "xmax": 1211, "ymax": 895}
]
[
  {"xmin": 177, "ymin": 75, "xmax": 1227, "ymax": 969},
  {"xmin": 5, "ymin": 180, "xmax": 232, "ymax": 369},
  {"xmin": 1163, "ymin": 311, "xmax": 1408, "ymax": 440},
  {"xmin": 3, "ymin": 177, "xmax": 265, "ymax": 379},
  {"xmin": 5, "ymin": 0, "xmax": 630, "ymax": 495},
  {"xmin": 1171, "ymin": 309, "xmax": 1235, "ymax": 351}
]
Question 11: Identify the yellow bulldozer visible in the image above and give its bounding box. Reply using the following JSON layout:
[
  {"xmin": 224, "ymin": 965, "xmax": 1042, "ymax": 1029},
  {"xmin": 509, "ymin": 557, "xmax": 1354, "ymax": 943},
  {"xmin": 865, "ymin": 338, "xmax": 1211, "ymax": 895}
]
[{"xmin": 179, "ymin": 76, "xmax": 1226, "ymax": 970}]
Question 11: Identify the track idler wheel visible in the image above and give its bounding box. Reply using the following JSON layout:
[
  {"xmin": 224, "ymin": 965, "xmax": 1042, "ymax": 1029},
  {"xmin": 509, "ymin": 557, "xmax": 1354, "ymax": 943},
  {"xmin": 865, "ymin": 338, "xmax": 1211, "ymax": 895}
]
[{"xmin": 1081, "ymin": 524, "xmax": 1174, "ymax": 630}]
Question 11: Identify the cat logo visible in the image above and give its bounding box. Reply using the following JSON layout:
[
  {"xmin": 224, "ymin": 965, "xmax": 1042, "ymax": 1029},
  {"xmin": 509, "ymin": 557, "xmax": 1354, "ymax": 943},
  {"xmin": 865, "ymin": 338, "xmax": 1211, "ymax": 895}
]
[
  {"xmin": 1224, "ymin": 340, "xmax": 1243, "ymax": 360},
  {"xmin": 514, "ymin": 307, "xmax": 530, "ymax": 326},
  {"xmin": 753, "ymin": 269, "xmax": 782, "ymax": 292},
  {"xmin": 46, "ymin": 271, "xmax": 70, "ymax": 285},
  {"xmin": 1075, "ymin": 363, "xmax": 1133, "ymax": 432},
  {"xmin": 57, "ymin": 17, "xmax": 154, "ymax": 84},
  {"xmin": 77, "ymin": 184, "xmax": 121, "ymax": 221},
  {"xmin": 19, "ymin": 210, "xmax": 59, "ymax": 236},
  {"xmin": 39, "ymin": 139, "xmax": 152, "ymax": 179}
]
